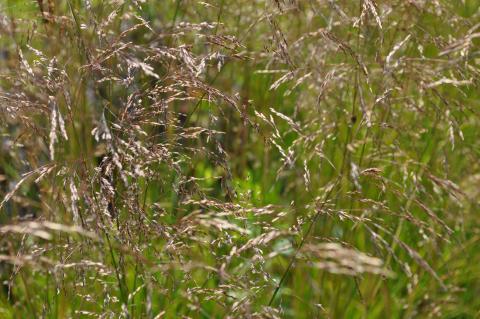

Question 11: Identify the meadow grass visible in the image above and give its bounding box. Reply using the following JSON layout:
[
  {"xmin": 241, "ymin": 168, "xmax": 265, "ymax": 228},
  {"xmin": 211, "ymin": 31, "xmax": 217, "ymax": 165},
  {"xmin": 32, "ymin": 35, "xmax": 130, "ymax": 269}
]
[{"xmin": 0, "ymin": 0, "xmax": 479, "ymax": 318}]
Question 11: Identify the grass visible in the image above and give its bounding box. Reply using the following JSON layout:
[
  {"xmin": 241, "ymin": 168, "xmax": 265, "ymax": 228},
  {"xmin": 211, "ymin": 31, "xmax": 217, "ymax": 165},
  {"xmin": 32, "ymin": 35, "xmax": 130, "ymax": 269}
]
[{"xmin": 0, "ymin": 0, "xmax": 480, "ymax": 318}]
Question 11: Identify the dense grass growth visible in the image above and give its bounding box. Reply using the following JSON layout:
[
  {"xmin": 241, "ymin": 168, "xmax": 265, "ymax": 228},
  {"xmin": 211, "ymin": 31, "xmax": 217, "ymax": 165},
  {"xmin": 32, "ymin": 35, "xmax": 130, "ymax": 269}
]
[{"xmin": 1, "ymin": 0, "xmax": 479, "ymax": 317}]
